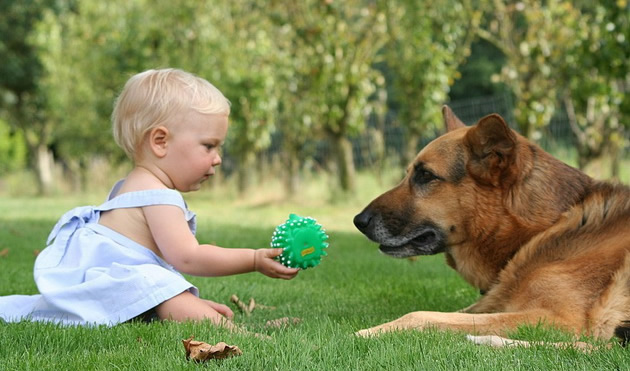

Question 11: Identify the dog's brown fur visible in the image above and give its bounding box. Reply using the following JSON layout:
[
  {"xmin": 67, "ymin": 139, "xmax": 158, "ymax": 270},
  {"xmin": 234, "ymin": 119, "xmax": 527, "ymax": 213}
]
[{"xmin": 353, "ymin": 106, "xmax": 630, "ymax": 346}]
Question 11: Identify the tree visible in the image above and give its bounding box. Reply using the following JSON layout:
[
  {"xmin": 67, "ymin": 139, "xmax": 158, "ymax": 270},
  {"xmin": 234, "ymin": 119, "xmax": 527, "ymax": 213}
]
[
  {"xmin": 478, "ymin": 0, "xmax": 584, "ymax": 139},
  {"xmin": 269, "ymin": 0, "xmax": 388, "ymax": 194},
  {"xmin": 31, "ymin": 0, "xmax": 281, "ymax": 193},
  {"xmin": 449, "ymin": 39, "xmax": 508, "ymax": 100},
  {"xmin": 0, "ymin": 119, "xmax": 26, "ymax": 176},
  {"xmin": 206, "ymin": 0, "xmax": 279, "ymax": 194},
  {"xmin": 32, "ymin": 1, "xmax": 123, "ymax": 191},
  {"xmin": 0, "ymin": 0, "xmax": 57, "ymax": 194},
  {"xmin": 382, "ymin": 0, "xmax": 482, "ymax": 165},
  {"xmin": 561, "ymin": 1, "xmax": 629, "ymax": 176}
]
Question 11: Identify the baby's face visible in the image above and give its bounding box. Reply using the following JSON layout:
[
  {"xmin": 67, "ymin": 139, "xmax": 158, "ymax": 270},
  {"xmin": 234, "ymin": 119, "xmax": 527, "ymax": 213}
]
[{"xmin": 161, "ymin": 111, "xmax": 228, "ymax": 192}]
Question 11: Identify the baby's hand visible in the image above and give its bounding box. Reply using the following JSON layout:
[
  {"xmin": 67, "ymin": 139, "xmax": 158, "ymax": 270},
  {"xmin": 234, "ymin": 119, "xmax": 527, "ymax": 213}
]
[{"xmin": 254, "ymin": 248, "xmax": 300, "ymax": 279}]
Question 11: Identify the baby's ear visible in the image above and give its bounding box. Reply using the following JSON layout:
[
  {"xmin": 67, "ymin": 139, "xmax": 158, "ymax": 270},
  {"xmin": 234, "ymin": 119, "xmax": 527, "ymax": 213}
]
[{"xmin": 149, "ymin": 126, "xmax": 169, "ymax": 157}]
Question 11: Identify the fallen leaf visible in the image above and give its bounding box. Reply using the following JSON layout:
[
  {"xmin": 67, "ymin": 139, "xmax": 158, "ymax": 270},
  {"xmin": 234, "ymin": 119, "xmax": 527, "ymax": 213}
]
[
  {"xmin": 182, "ymin": 336, "xmax": 242, "ymax": 361},
  {"xmin": 33, "ymin": 249, "xmax": 41, "ymax": 257},
  {"xmin": 0, "ymin": 248, "xmax": 9, "ymax": 258},
  {"xmin": 265, "ymin": 317, "xmax": 302, "ymax": 329}
]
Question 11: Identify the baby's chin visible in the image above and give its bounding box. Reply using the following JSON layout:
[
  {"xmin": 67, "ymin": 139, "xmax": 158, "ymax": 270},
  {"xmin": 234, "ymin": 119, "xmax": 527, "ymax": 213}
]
[
  {"xmin": 176, "ymin": 182, "xmax": 203, "ymax": 193},
  {"xmin": 189, "ymin": 184, "xmax": 204, "ymax": 192}
]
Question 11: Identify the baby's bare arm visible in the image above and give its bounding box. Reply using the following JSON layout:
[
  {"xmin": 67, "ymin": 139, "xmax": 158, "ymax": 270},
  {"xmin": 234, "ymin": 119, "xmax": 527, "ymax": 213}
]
[{"xmin": 143, "ymin": 204, "xmax": 298, "ymax": 278}]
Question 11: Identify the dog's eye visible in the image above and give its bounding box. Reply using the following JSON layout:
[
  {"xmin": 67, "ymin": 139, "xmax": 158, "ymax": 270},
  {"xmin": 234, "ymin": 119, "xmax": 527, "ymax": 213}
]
[{"xmin": 413, "ymin": 169, "xmax": 437, "ymax": 185}]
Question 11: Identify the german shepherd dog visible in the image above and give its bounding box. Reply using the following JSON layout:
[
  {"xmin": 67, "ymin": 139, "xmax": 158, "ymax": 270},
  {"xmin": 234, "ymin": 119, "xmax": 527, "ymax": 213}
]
[{"xmin": 353, "ymin": 106, "xmax": 630, "ymax": 348}]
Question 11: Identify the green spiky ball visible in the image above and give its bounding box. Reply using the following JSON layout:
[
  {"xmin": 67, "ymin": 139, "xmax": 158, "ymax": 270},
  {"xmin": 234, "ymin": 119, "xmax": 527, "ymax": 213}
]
[{"xmin": 271, "ymin": 214, "xmax": 329, "ymax": 269}]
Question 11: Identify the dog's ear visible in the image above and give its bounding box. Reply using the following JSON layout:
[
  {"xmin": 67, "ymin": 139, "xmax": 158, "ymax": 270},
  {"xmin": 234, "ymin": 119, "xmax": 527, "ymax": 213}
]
[
  {"xmin": 442, "ymin": 105, "xmax": 466, "ymax": 132},
  {"xmin": 464, "ymin": 114, "xmax": 517, "ymax": 186}
]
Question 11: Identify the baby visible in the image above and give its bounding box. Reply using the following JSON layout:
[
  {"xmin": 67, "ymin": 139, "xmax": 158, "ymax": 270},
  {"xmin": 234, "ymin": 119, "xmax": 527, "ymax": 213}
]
[{"xmin": 0, "ymin": 68, "xmax": 299, "ymax": 329}]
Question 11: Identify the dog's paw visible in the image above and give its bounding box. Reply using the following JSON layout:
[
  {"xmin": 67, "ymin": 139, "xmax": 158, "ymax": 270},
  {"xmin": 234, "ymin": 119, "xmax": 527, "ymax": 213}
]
[
  {"xmin": 354, "ymin": 328, "xmax": 377, "ymax": 338},
  {"xmin": 466, "ymin": 334, "xmax": 527, "ymax": 348}
]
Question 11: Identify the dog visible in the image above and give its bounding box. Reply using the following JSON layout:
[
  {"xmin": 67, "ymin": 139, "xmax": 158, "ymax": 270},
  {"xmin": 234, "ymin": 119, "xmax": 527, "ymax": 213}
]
[{"xmin": 353, "ymin": 106, "xmax": 630, "ymax": 348}]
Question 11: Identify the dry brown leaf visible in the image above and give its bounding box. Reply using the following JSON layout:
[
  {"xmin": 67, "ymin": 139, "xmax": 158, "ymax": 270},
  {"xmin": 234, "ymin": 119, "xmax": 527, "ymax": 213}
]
[
  {"xmin": 265, "ymin": 317, "xmax": 302, "ymax": 328},
  {"xmin": 0, "ymin": 248, "xmax": 9, "ymax": 258},
  {"xmin": 33, "ymin": 249, "xmax": 41, "ymax": 257},
  {"xmin": 182, "ymin": 336, "xmax": 242, "ymax": 361}
]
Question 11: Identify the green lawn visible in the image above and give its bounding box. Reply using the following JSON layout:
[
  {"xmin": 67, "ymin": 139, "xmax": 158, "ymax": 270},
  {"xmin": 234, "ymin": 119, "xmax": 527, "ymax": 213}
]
[{"xmin": 0, "ymin": 188, "xmax": 629, "ymax": 370}]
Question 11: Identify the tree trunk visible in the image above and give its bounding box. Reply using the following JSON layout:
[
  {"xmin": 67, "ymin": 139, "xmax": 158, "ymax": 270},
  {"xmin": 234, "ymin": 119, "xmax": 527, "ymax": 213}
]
[
  {"xmin": 35, "ymin": 142, "xmax": 54, "ymax": 195},
  {"xmin": 330, "ymin": 134, "xmax": 356, "ymax": 193},
  {"xmin": 283, "ymin": 147, "xmax": 300, "ymax": 197},
  {"xmin": 236, "ymin": 151, "xmax": 255, "ymax": 195},
  {"xmin": 368, "ymin": 128, "xmax": 386, "ymax": 186},
  {"xmin": 610, "ymin": 144, "xmax": 620, "ymax": 180},
  {"xmin": 609, "ymin": 123, "xmax": 623, "ymax": 180},
  {"xmin": 402, "ymin": 132, "xmax": 420, "ymax": 168}
]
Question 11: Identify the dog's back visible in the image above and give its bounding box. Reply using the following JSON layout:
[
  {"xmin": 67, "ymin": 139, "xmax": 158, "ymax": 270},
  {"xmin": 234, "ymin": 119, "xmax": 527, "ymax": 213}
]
[{"xmin": 468, "ymin": 180, "xmax": 630, "ymax": 340}]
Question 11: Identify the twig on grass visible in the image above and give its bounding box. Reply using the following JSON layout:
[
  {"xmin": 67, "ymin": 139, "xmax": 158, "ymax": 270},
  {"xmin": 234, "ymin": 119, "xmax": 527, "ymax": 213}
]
[
  {"xmin": 265, "ymin": 317, "xmax": 302, "ymax": 328},
  {"xmin": 230, "ymin": 294, "xmax": 276, "ymax": 316},
  {"xmin": 230, "ymin": 295, "xmax": 251, "ymax": 316}
]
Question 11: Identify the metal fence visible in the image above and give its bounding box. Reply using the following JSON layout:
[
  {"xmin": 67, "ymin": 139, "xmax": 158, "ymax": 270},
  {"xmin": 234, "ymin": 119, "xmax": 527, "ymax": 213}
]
[
  {"xmin": 348, "ymin": 93, "xmax": 578, "ymax": 170},
  {"xmin": 223, "ymin": 93, "xmax": 606, "ymax": 175}
]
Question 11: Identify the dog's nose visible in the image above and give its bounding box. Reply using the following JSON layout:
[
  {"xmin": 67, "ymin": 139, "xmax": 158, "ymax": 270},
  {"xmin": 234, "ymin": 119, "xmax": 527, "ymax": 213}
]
[{"xmin": 353, "ymin": 210, "xmax": 373, "ymax": 233}]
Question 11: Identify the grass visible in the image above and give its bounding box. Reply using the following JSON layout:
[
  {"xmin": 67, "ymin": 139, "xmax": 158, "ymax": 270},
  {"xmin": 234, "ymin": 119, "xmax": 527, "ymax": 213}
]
[{"xmin": 1, "ymin": 173, "xmax": 630, "ymax": 370}]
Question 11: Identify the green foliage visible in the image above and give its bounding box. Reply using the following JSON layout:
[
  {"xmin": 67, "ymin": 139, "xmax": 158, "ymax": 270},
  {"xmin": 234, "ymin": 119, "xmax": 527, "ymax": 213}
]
[
  {"xmin": 212, "ymin": 1, "xmax": 280, "ymax": 191},
  {"xmin": 268, "ymin": 0, "xmax": 389, "ymax": 192},
  {"xmin": 449, "ymin": 39, "xmax": 508, "ymax": 100},
  {"xmin": 479, "ymin": 0, "xmax": 581, "ymax": 138},
  {"xmin": 382, "ymin": 0, "xmax": 482, "ymax": 161},
  {"xmin": 0, "ymin": 0, "xmax": 51, "ymax": 95},
  {"xmin": 0, "ymin": 0, "xmax": 58, "ymax": 194},
  {"xmin": 274, "ymin": 1, "xmax": 387, "ymax": 137},
  {"xmin": 1, "ymin": 0, "xmax": 628, "ymax": 193},
  {"xmin": 479, "ymin": 0, "xmax": 628, "ymax": 159},
  {"xmin": 553, "ymin": 1, "xmax": 629, "ymax": 171},
  {"xmin": 0, "ymin": 119, "xmax": 26, "ymax": 175}
]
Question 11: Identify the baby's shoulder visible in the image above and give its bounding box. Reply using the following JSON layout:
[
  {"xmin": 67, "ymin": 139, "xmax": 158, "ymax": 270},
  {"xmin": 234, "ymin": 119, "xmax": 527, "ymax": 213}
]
[{"xmin": 105, "ymin": 188, "xmax": 186, "ymax": 210}]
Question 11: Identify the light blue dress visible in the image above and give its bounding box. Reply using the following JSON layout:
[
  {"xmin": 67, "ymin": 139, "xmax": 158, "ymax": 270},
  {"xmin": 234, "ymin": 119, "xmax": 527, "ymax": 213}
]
[{"xmin": 0, "ymin": 181, "xmax": 199, "ymax": 326}]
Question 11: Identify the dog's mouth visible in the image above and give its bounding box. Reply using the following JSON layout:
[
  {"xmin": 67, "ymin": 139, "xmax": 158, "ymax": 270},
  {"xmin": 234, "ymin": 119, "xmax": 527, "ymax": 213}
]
[{"xmin": 378, "ymin": 227, "xmax": 445, "ymax": 258}]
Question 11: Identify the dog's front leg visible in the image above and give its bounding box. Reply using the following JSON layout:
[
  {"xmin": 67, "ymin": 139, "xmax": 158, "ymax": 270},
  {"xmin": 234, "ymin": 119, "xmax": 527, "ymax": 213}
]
[{"xmin": 355, "ymin": 310, "xmax": 550, "ymax": 337}]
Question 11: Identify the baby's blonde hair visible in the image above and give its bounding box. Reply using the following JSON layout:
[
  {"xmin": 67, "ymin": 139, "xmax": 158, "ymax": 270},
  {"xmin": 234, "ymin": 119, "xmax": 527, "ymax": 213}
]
[{"xmin": 111, "ymin": 68, "xmax": 230, "ymax": 159}]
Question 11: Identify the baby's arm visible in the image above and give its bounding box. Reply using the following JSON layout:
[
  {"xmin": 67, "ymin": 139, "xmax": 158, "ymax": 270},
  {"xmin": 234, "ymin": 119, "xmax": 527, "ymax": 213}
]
[{"xmin": 143, "ymin": 204, "xmax": 299, "ymax": 278}]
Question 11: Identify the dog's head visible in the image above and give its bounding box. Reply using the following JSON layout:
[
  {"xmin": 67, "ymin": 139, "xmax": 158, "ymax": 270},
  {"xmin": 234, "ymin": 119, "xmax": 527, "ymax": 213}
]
[{"xmin": 353, "ymin": 106, "xmax": 520, "ymax": 259}]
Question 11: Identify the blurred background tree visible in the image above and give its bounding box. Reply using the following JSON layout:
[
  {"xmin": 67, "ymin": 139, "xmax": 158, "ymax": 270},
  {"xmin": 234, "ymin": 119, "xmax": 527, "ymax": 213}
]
[
  {"xmin": 381, "ymin": 0, "xmax": 483, "ymax": 165},
  {"xmin": 204, "ymin": 0, "xmax": 279, "ymax": 194},
  {"xmin": 560, "ymin": 1, "xmax": 629, "ymax": 177},
  {"xmin": 269, "ymin": 0, "xmax": 388, "ymax": 194},
  {"xmin": 478, "ymin": 0, "xmax": 583, "ymax": 140},
  {"xmin": 0, "ymin": 0, "xmax": 57, "ymax": 194},
  {"xmin": 0, "ymin": 0, "xmax": 628, "ymax": 196}
]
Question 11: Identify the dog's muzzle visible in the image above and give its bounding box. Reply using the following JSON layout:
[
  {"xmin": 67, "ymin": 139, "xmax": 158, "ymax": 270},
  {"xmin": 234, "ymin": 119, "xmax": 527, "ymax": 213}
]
[{"xmin": 354, "ymin": 209, "xmax": 445, "ymax": 258}]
